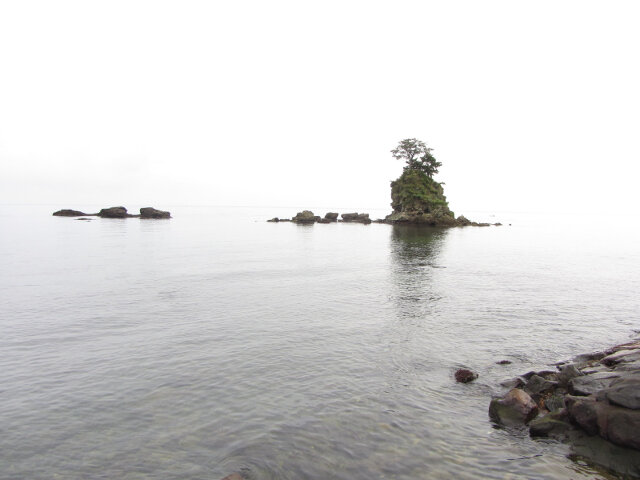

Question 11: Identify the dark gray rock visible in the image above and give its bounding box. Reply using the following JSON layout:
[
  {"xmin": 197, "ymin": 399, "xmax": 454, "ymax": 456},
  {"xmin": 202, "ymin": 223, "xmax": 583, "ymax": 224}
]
[
  {"xmin": 529, "ymin": 411, "xmax": 572, "ymax": 438},
  {"xmin": 53, "ymin": 209, "xmax": 89, "ymax": 217},
  {"xmin": 267, "ymin": 217, "xmax": 280, "ymax": 222},
  {"xmin": 544, "ymin": 394, "xmax": 566, "ymax": 412},
  {"xmin": 324, "ymin": 212, "xmax": 339, "ymax": 221},
  {"xmin": 602, "ymin": 349, "xmax": 640, "ymax": 367},
  {"xmin": 499, "ymin": 377, "xmax": 525, "ymax": 390},
  {"xmin": 98, "ymin": 206, "xmax": 130, "ymax": 218},
  {"xmin": 525, "ymin": 374, "xmax": 558, "ymax": 397},
  {"xmin": 140, "ymin": 207, "xmax": 170, "ymax": 219},
  {"xmin": 489, "ymin": 388, "xmax": 539, "ymax": 425},
  {"xmin": 566, "ymin": 395, "xmax": 640, "ymax": 450},
  {"xmin": 341, "ymin": 213, "xmax": 371, "ymax": 224},
  {"xmin": 569, "ymin": 372, "xmax": 622, "ymax": 396},
  {"xmin": 316, "ymin": 217, "xmax": 331, "ymax": 224},
  {"xmin": 604, "ymin": 378, "xmax": 640, "ymax": 410},
  {"xmin": 292, "ymin": 210, "xmax": 317, "ymax": 224}
]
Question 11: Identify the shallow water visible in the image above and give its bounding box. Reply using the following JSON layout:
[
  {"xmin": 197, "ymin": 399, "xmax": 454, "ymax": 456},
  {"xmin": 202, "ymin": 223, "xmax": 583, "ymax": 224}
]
[{"xmin": 1, "ymin": 205, "xmax": 639, "ymax": 479}]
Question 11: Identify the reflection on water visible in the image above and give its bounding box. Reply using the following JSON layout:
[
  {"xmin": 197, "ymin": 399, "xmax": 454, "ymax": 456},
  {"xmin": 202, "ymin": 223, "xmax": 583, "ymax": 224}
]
[{"xmin": 389, "ymin": 226, "xmax": 448, "ymax": 315}]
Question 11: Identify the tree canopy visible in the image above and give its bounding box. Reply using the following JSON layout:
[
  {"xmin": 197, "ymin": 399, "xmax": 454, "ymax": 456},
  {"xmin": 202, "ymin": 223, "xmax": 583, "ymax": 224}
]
[{"xmin": 391, "ymin": 138, "xmax": 442, "ymax": 178}]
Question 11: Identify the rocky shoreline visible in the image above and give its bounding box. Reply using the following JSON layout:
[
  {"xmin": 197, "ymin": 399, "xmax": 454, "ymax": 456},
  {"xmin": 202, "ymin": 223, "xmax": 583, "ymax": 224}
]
[
  {"xmin": 268, "ymin": 210, "xmax": 502, "ymax": 227},
  {"xmin": 53, "ymin": 206, "xmax": 170, "ymax": 219},
  {"xmin": 490, "ymin": 335, "xmax": 640, "ymax": 476}
]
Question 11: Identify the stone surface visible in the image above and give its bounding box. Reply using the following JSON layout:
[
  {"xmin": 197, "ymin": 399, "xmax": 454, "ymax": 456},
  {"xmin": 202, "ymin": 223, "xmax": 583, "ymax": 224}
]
[
  {"xmin": 604, "ymin": 378, "xmax": 640, "ymax": 410},
  {"xmin": 529, "ymin": 412, "xmax": 572, "ymax": 438},
  {"xmin": 569, "ymin": 372, "xmax": 622, "ymax": 396},
  {"xmin": 324, "ymin": 212, "xmax": 339, "ymax": 221},
  {"xmin": 602, "ymin": 349, "xmax": 640, "ymax": 367},
  {"xmin": 557, "ymin": 364, "xmax": 583, "ymax": 387},
  {"xmin": 489, "ymin": 388, "xmax": 539, "ymax": 425},
  {"xmin": 524, "ymin": 374, "xmax": 557, "ymax": 397},
  {"xmin": 140, "ymin": 207, "xmax": 170, "ymax": 219},
  {"xmin": 341, "ymin": 213, "xmax": 372, "ymax": 224}
]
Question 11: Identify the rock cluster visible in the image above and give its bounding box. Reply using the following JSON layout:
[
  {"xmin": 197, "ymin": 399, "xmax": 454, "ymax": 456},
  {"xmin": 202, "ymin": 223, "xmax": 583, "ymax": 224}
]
[
  {"xmin": 268, "ymin": 211, "xmax": 373, "ymax": 225},
  {"xmin": 53, "ymin": 206, "xmax": 171, "ymax": 219},
  {"xmin": 490, "ymin": 337, "xmax": 640, "ymax": 465}
]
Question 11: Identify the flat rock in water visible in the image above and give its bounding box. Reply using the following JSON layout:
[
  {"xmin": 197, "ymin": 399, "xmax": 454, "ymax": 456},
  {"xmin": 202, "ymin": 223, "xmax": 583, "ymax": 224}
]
[
  {"xmin": 140, "ymin": 207, "xmax": 170, "ymax": 219},
  {"xmin": 53, "ymin": 209, "xmax": 88, "ymax": 217}
]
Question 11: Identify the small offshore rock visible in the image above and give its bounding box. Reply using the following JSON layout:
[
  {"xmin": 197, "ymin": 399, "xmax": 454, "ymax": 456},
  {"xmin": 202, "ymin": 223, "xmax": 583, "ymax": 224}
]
[
  {"xmin": 267, "ymin": 217, "xmax": 280, "ymax": 222},
  {"xmin": 489, "ymin": 388, "xmax": 539, "ymax": 425},
  {"xmin": 341, "ymin": 212, "xmax": 372, "ymax": 224},
  {"xmin": 98, "ymin": 206, "xmax": 130, "ymax": 218},
  {"xmin": 316, "ymin": 217, "xmax": 331, "ymax": 224},
  {"xmin": 455, "ymin": 369, "xmax": 478, "ymax": 383},
  {"xmin": 140, "ymin": 207, "xmax": 171, "ymax": 219},
  {"xmin": 496, "ymin": 360, "xmax": 512, "ymax": 365},
  {"xmin": 53, "ymin": 209, "xmax": 88, "ymax": 216},
  {"xmin": 292, "ymin": 210, "xmax": 317, "ymax": 224},
  {"xmin": 324, "ymin": 212, "xmax": 339, "ymax": 221}
]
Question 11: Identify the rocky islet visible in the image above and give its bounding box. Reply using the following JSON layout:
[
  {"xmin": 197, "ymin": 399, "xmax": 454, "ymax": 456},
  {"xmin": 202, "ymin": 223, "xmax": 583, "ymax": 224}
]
[{"xmin": 53, "ymin": 206, "xmax": 171, "ymax": 219}]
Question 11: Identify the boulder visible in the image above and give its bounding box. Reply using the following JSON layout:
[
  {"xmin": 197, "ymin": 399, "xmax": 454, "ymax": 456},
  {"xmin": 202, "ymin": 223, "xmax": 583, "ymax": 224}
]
[
  {"xmin": 292, "ymin": 210, "xmax": 317, "ymax": 224},
  {"xmin": 456, "ymin": 215, "xmax": 471, "ymax": 226},
  {"xmin": 98, "ymin": 206, "xmax": 130, "ymax": 218},
  {"xmin": 455, "ymin": 369, "xmax": 478, "ymax": 383},
  {"xmin": 53, "ymin": 209, "xmax": 89, "ymax": 217},
  {"xmin": 557, "ymin": 364, "xmax": 583, "ymax": 387},
  {"xmin": 524, "ymin": 374, "xmax": 558, "ymax": 398},
  {"xmin": 341, "ymin": 213, "xmax": 372, "ymax": 224},
  {"xmin": 316, "ymin": 217, "xmax": 331, "ymax": 224},
  {"xmin": 529, "ymin": 410, "xmax": 572, "ymax": 438},
  {"xmin": 569, "ymin": 372, "xmax": 622, "ymax": 396},
  {"xmin": 267, "ymin": 217, "xmax": 280, "ymax": 222},
  {"xmin": 324, "ymin": 212, "xmax": 339, "ymax": 221},
  {"xmin": 489, "ymin": 388, "xmax": 539, "ymax": 425},
  {"xmin": 604, "ymin": 377, "xmax": 640, "ymax": 410},
  {"xmin": 140, "ymin": 207, "xmax": 170, "ymax": 219},
  {"xmin": 602, "ymin": 349, "xmax": 640, "ymax": 367},
  {"xmin": 566, "ymin": 395, "xmax": 640, "ymax": 450}
]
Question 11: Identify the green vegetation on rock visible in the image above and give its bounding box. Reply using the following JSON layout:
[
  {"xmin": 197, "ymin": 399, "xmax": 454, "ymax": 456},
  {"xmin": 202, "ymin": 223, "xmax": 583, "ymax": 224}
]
[{"xmin": 386, "ymin": 139, "xmax": 458, "ymax": 226}]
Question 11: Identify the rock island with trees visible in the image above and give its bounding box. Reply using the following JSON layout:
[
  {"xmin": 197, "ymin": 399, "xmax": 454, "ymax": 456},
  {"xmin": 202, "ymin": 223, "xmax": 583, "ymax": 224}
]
[{"xmin": 269, "ymin": 138, "xmax": 499, "ymax": 227}]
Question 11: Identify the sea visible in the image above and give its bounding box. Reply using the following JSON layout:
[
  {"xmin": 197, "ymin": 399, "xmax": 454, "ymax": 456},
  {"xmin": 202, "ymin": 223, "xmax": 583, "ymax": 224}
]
[{"xmin": 1, "ymin": 204, "xmax": 639, "ymax": 480}]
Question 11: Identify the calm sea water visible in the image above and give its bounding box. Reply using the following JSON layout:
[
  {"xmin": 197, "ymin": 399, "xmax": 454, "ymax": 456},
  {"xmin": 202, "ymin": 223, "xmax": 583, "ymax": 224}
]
[{"xmin": 1, "ymin": 205, "xmax": 640, "ymax": 480}]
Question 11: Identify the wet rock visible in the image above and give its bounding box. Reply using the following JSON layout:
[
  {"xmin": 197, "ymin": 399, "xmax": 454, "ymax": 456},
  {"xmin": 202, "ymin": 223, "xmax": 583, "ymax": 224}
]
[
  {"xmin": 53, "ymin": 209, "xmax": 89, "ymax": 217},
  {"xmin": 455, "ymin": 369, "xmax": 478, "ymax": 383},
  {"xmin": 140, "ymin": 207, "xmax": 170, "ymax": 219},
  {"xmin": 524, "ymin": 374, "xmax": 558, "ymax": 397},
  {"xmin": 499, "ymin": 377, "xmax": 525, "ymax": 390},
  {"xmin": 489, "ymin": 388, "xmax": 539, "ymax": 425},
  {"xmin": 604, "ymin": 377, "xmax": 640, "ymax": 410},
  {"xmin": 557, "ymin": 364, "xmax": 584, "ymax": 387},
  {"xmin": 98, "ymin": 206, "xmax": 130, "ymax": 218},
  {"xmin": 324, "ymin": 212, "xmax": 339, "ymax": 221},
  {"xmin": 566, "ymin": 396, "xmax": 640, "ymax": 450},
  {"xmin": 569, "ymin": 372, "xmax": 622, "ymax": 396},
  {"xmin": 292, "ymin": 210, "xmax": 317, "ymax": 224},
  {"xmin": 529, "ymin": 410, "xmax": 572, "ymax": 438},
  {"xmin": 316, "ymin": 217, "xmax": 331, "ymax": 224},
  {"xmin": 267, "ymin": 217, "xmax": 280, "ymax": 222},
  {"xmin": 544, "ymin": 394, "xmax": 566, "ymax": 412},
  {"xmin": 602, "ymin": 349, "xmax": 640, "ymax": 367},
  {"xmin": 496, "ymin": 359, "xmax": 512, "ymax": 365}
]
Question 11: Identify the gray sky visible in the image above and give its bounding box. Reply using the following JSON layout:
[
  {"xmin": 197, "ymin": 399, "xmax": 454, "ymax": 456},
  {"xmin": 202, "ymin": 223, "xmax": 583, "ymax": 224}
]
[{"xmin": 1, "ymin": 0, "xmax": 638, "ymax": 214}]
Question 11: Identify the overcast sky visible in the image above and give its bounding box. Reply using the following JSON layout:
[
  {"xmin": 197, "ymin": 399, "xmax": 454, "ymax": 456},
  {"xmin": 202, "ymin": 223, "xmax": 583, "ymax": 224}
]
[{"xmin": 1, "ymin": 0, "xmax": 638, "ymax": 214}]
